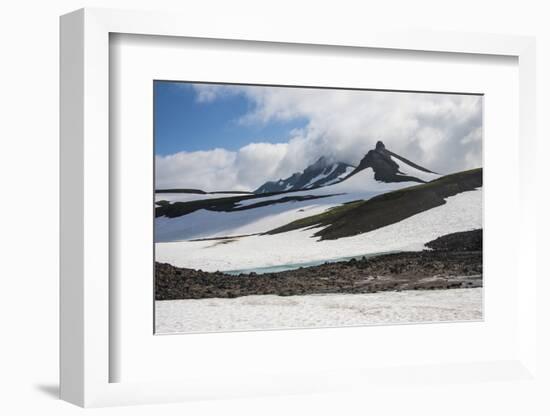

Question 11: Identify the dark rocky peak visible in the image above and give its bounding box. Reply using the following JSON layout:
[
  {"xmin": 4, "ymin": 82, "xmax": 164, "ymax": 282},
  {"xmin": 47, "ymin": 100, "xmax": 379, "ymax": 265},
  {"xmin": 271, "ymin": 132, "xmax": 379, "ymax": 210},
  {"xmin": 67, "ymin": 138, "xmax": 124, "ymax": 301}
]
[
  {"xmin": 349, "ymin": 140, "xmax": 436, "ymax": 184},
  {"xmin": 354, "ymin": 141, "xmax": 398, "ymax": 178},
  {"xmin": 253, "ymin": 155, "xmax": 354, "ymax": 194}
]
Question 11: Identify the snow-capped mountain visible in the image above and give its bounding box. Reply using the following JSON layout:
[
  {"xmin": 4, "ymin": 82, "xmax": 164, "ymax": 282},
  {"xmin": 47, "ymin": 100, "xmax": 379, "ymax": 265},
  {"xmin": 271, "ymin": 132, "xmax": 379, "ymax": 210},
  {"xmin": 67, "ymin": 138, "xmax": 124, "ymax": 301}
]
[
  {"xmin": 253, "ymin": 141, "xmax": 438, "ymax": 194},
  {"xmin": 254, "ymin": 156, "xmax": 355, "ymax": 194},
  {"xmin": 154, "ymin": 141, "xmax": 456, "ymax": 242},
  {"xmin": 154, "ymin": 138, "xmax": 481, "ymax": 285}
]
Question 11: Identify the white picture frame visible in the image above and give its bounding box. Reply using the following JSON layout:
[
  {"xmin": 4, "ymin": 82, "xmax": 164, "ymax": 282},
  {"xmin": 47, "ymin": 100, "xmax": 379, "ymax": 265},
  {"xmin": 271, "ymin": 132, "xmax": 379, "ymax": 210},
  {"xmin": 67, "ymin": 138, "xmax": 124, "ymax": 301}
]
[{"xmin": 60, "ymin": 7, "xmax": 538, "ymax": 407}]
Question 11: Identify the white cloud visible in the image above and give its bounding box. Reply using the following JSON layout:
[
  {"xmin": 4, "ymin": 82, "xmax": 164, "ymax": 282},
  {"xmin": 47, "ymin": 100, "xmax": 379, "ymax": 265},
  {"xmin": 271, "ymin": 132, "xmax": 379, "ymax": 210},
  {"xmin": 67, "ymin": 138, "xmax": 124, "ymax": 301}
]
[
  {"xmin": 155, "ymin": 144, "xmax": 294, "ymax": 191},
  {"xmin": 155, "ymin": 149, "xmax": 239, "ymax": 190},
  {"xmin": 235, "ymin": 142, "xmax": 288, "ymax": 186},
  {"xmin": 156, "ymin": 85, "xmax": 482, "ymax": 191}
]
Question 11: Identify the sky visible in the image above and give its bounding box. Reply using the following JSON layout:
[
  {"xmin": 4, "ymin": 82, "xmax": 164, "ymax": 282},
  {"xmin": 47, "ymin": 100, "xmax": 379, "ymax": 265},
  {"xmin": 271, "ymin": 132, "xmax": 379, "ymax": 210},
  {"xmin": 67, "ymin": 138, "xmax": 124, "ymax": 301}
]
[{"xmin": 155, "ymin": 81, "xmax": 482, "ymax": 191}]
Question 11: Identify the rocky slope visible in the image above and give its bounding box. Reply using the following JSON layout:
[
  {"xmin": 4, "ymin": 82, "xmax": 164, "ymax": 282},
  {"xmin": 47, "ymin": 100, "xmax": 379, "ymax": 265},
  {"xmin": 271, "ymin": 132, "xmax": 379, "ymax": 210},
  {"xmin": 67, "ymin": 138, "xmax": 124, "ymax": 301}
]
[
  {"xmin": 155, "ymin": 230, "xmax": 482, "ymax": 300},
  {"xmin": 426, "ymin": 229, "xmax": 482, "ymax": 251},
  {"xmin": 253, "ymin": 140, "xmax": 439, "ymax": 194},
  {"xmin": 254, "ymin": 156, "xmax": 354, "ymax": 193},
  {"xmin": 267, "ymin": 168, "xmax": 481, "ymax": 240},
  {"xmin": 349, "ymin": 140, "xmax": 438, "ymax": 183}
]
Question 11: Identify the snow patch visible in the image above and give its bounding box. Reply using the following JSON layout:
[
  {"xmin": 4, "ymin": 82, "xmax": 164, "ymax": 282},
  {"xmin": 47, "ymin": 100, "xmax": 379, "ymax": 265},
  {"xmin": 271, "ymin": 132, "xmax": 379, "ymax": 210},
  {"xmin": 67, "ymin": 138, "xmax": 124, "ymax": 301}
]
[
  {"xmin": 156, "ymin": 167, "xmax": 421, "ymax": 241},
  {"xmin": 303, "ymin": 164, "xmax": 339, "ymax": 188},
  {"xmin": 321, "ymin": 166, "xmax": 356, "ymax": 186},
  {"xmin": 155, "ymin": 288, "xmax": 483, "ymax": 333},
  {"xmin": 156, "ymin": 188, "xmax": 482, "ymax": 271},
  {"xmin": 390, "ymin": 155, "xmax": 441, "ymax": 182},
  {"xmin": 155, "ymin": 197, "xmax": 348, "ymax": 241}
]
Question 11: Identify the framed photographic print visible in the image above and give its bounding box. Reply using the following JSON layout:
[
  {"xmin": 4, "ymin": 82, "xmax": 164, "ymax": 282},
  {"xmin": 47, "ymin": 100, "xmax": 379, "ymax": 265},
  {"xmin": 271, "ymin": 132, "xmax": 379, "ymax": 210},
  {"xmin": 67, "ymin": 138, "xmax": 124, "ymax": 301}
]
[
  {"xmin": 60, "ymin": 8, "xmax": 539, "ymax": 408},
  {"xmin": 153, "ymin": 81, "xmax": 484, "ymax": 334}
]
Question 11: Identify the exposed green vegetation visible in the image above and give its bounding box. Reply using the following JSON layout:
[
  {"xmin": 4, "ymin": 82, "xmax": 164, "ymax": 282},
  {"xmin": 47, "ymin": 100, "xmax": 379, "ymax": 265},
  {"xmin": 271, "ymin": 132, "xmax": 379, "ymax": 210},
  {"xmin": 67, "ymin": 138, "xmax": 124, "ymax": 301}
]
[
  {"xmin": 267, "ymin": 168, "xmax": 482, "ymax": 240},
  {"xmin": 266, "ymin": 199, "xmax": 365, "ymax": 233}
]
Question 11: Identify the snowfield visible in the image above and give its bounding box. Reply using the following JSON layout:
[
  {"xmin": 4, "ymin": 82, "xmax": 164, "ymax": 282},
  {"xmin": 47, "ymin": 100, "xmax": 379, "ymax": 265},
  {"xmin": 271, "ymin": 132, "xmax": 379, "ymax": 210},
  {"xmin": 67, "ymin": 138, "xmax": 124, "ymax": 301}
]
[
  {"xmin": 155, "ymin": 288, "xmax": 483, "ymax": 333},
  {"xmin": 155, "ymin": 188, "xmax": 482, "ymax": 272},
  {"xmin": 156, "ymin": 193, "xmax": 356, "ymax": 242},
  {"xmin": 155, "ymin": 167, "xmax": 424, "ymax": 241},
  {"xmin": 390, "ymin": 155, "xmax": 441, "ymax": 182}
]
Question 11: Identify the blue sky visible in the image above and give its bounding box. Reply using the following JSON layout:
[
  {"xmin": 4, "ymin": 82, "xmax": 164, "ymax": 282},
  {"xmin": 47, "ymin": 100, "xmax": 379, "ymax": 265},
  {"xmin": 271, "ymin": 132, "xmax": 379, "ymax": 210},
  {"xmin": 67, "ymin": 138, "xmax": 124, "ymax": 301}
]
[
  {"xmin": 154, "ymin": 81, "xmax": 307, "ymax": 156},
  {"xmin": 154, "ymin": 82, "xmax": 482, "ymax": 191}
]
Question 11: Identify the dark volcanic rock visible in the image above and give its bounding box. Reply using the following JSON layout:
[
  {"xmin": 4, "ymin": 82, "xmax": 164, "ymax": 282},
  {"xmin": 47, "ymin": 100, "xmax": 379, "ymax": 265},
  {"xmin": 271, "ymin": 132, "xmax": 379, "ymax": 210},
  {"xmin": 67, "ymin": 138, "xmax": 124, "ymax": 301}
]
[
  {"xmin": 426, "ymin": 229, "xmax": 482, "ymax": 252},
  {"xmin": 155, "ymin": 230, "xmax": 482, "ymax": 300},
  {"xmin": 254, "ymin": 156, "xmax": 354, "ymax": 194},
  {"xmin": 156, "ymin": 188, "xmax": 207, "ymax": 194},
  {"xmin": 267, "ymin": 168, "xmax": 482, "ymax": 240},
  {"xmin": 349, "ymin": 141, "xmax": 437, "ymax": 183},
  {"xmin": 155, "ymin": 192, "xmax": 339, "ymax": 218}
]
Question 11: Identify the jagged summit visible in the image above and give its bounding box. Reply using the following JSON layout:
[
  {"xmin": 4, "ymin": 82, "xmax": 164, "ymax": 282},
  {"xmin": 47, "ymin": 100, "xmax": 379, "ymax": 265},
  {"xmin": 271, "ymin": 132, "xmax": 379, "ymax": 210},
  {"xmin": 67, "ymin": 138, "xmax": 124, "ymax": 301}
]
[
  {"xmin": 349, "ymin": 140, "xmax": 438, "ymax": 184},
  {"xmin": 254, "ymin": 141, "xmax": 439, "ymax": 194},
  {"xmin": 254, "ymin": 156, "xmax": 355, "ymax": 194}
]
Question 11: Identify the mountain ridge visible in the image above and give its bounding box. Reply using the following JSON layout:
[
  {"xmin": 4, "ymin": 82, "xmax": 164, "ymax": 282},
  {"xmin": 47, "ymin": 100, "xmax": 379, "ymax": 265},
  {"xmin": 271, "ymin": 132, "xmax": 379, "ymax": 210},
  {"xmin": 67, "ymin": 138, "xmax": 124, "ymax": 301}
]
[
  {"xmin": 254, "ymin": 140, "xmax": 438, "ymax": 194},
  {"xmin": 254, "ymin": 156, "xmax": 355, "ymax": 194},
  {"xmin": 266, "ymin": 168, "xmax": 481, "ymax": 240}
]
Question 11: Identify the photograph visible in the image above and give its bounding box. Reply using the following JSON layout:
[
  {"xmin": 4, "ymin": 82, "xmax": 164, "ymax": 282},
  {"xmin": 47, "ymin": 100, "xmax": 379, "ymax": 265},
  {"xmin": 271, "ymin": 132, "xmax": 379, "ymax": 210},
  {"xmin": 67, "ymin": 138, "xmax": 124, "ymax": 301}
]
[{"xmin": 153, "ymin": 81, "xmax": 483, "ymax": 334}]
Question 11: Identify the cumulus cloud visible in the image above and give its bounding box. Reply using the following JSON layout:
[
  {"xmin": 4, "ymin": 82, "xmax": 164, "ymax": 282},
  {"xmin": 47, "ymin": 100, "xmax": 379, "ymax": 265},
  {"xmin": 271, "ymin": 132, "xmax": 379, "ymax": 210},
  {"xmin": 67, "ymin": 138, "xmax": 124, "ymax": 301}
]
[
  {"xmin": 155, "ymin": 149, "xmax": 239, "ymax": 190},
  {"xmin": 156, "ymin": 85, "xmax": 482, "ymax": 191},
  {"xmin": 155, "ymin": 144, "xmax": 292, "ymax": 191}
]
